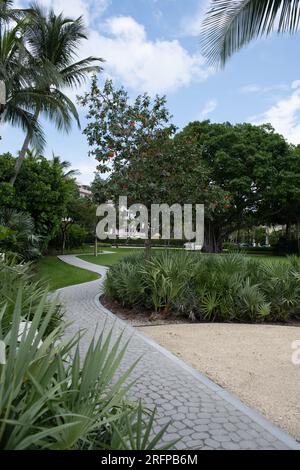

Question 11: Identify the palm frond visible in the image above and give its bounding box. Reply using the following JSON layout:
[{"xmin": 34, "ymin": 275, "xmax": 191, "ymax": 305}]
[
  {"xmin": 200, "ymin": 0, "xmax": 300, "ymax": 67},
  {"xmin": 60, "ymin": 57, "xmax": 104, "ymax": 88},
  {"xmin": 3, "ymin": 103, "xmax": 46, "ymax": 149}
]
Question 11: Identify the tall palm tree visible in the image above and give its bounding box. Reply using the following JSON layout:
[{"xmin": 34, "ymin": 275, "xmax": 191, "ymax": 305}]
[
  {"xmin": 200, "ymin": 0, "xmax": 300, "ymax": 67},
  {"xmin": 51, "ymin": 154, "xmax": 80, "ymax": 179},
  {"xmin": 0, "ymin": 2, "xmax": 46, "ymax": 142},
  {"xmin": 8, "ymin": 3, "xmax": 103, "ymax": 185},
  {"xmin": 0, "ymin": 2, "xmax": 80, "ymax": 165},
  {"xmin": 1, "ymin": 23, "xmax": 64, "ymax": 148},
  {"xmin": 0, "ymin": 0, "xmax": 29, "ymax": 26}
]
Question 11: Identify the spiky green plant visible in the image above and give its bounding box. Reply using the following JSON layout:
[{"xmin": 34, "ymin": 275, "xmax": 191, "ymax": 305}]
[
  {"xmin": 104, "ymin": 251, "xmax": 300, "ymax": 323},
  {"xmin": 140, "ymin": 252, "xmax": 193, "ymax": 313},
  {"xmin": 0, "ymin": 256, "xmax": 61, "ymax": 335},
  {"xmin": 0, "ymin": 288, "xmax": 174, "ymax": 450}
]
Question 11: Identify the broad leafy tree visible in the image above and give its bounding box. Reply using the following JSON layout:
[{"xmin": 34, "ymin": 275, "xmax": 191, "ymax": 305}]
[
  {"xmin": 79, "ymin": 77, "xmax": 177, "ymax": 249},
  {"xmin": 0, "ymin": 152, "xmax": 76, "ymax": 245},
  {"xmin": 175, "ymin": 121, "xmax": 297, "ymax": 251}
]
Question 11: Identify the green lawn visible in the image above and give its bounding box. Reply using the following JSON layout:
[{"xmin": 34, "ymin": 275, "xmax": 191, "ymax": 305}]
[
  {"xmin": 78, "ymin": 247, "xmax": 145, "ymax": 267},
  {"xmin": 79, "ymin": 248, "xmax": 288, "ymax": 268},
  {"xmin": 35, "ymin": 249, "xmax": 287, "ymax": 293},
  {"xmin": 35, "ymin": 256, "xmax": 100, "ymax": 291}
]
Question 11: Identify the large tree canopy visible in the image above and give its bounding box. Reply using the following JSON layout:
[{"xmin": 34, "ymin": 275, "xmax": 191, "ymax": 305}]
[
  {"xmin": 80, "ymin": 78, "xmax": 221, "ymax": 248},
  {"xmin": 175, "ymin": 120, "xmax": 300, "ymax": 251},
  {"xmin": 0, "ymin": 152, "xmax": 76, "ymax": 244}
]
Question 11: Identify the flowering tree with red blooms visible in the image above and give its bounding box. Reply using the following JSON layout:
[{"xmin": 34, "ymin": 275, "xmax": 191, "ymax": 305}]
[
  {"xmin": 78, "ymin": 76, "xmax": 176, "ymax": 197},
  {"xmin": 78, "ymin": 77, "xmax": 180, "ymax": 248},
  {"xmin": 79, "ymin": 77, "xmax": 230, "ymax": 251}
]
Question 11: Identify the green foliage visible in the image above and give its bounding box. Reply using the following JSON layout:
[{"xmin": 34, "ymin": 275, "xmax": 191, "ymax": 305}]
[
  {"xmin": 1, "ymin": 1, "xmax": 103, "ymax": 176},
  {"xmin": 67, "ymin": 224, "xmax": 88, "ymax": 249},
  {"xmin": 79, "ymin": 77, "xmax": 179, "ymax": 222},
  {"xmin": 0, "ymin": 287, "xmax": 173, "ymax": 450},
  {"xmin": 90, "ymin": 174, "xmax": 108, "ymax": 204},
  {"xmin": 0, "ymin": 153, "xmax": 77, "ymax": 243},
  {"xmin": 104, "ymin": 252, "xmax": 300, "ymax": 323},
  {"xmin": 200, "ymin": 0, "xmax": 300, "ymax": 67},
  {"xmin": 0, "ymin": 209, "xmax": 41, "ymax": 260},
  {"xmin": 0, "ymin": 256, "xmax": 62, "ymax": 336},
  {"xmin": 105, "ymin": 262, "xmax": 145, "ymax": 307},
  {"xmin": 175, "ymin": 121, "xmax": 300, "ymax": 252},
  {"xmin": 140, "ymin": 252, "xmax": 193, "ymax": 312}
]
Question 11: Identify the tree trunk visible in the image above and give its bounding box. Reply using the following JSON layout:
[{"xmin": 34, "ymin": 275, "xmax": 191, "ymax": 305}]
[
  {"xmin": 286, "ymin": 221, "xmax": 290, "ymax": 239},
  {"xmin": 144, "ymin": 238, "xmax": 151, "ymax": 258},
  {"xmin": 297, "ymin": 221, "xmax": 300, "ymax": 257},
  {"xmin": 10, "ymin": 109, "xmax": 40, "ymax": 186},
  {"xmin": 94, "ymin": 235, "xmax": 98, "ymax": 257},
  {"xmin": 62, "ymin": 230, "xmax": 67, "ymax": 255},
  {"xmin": 202, "ymin": 222, "xmax": 222, "ymax": 253}
]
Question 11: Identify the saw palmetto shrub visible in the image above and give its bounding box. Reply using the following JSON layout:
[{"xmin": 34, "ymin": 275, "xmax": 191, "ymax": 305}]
[{"xmin": 104, "ymin": 251, "xmax": 300, "ymax": 323}]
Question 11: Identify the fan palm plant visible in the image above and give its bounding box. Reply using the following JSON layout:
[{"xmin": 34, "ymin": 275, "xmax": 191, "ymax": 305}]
[
  {"xmin": 0, "ymin": 209, "xmax": 41, "ymax": 260},
  {"xmin": 9, "ymin": 3, "xmax": 103, "ymax": 185},
  {"xmin": 200, "ymin": 0, "xmax": 300, "ymax": 67}
]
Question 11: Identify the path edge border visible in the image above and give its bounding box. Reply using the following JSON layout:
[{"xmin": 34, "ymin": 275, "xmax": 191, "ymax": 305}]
[{"xmin": 94, "ymin": 293, "xmax": 300, "ymax": 450}]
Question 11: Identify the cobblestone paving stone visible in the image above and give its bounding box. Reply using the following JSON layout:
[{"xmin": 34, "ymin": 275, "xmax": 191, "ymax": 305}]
[{"xmin": 56, "ymin": 255, "xmax": 300, "ymax": 451}]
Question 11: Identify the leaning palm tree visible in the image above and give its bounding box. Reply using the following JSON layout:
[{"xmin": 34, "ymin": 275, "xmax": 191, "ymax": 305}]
[
  {"xmin": 200, "ymin": 0, "xmax": 300, "ymax": 67},
  {"xmin": 0, "ymin": 4, "xmax": 47, "ymax": 144},
  {"xmin": 0, "ymin": 3, "xmax": 82, "ymax": 169},
  {"xmin": 9, "ymin": 3, "xmax": 103, "ymax": 185},
  {"xmin": 1, "ymin": 24, "xmax": 65, "ymax": 151}
]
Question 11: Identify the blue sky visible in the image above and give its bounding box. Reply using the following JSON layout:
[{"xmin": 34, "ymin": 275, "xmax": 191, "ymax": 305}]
[{"xmin": 2, "ymin": 0, "xmax": 300, "ymax": 183}]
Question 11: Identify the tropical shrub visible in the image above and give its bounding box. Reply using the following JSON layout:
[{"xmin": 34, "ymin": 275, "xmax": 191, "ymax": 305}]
[
  {"xmin": 0, "ymin": 209, "xmax": 41, "ymax": 260},
  {"xmin": 104, "ymin": 251, "xmax": 300, "ymax": 323},
  {"xmin": 0, "ymin": 257, "xmax": 61, "ymax": 335},
  {"xmin": 0, "ymin": 289, "xmax": 174, "ymax": 450}
]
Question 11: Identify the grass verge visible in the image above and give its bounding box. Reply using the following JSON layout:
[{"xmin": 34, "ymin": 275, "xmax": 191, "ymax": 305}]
[{"xmin": 35, "ymin": 256, "xmax": 99, "ymax": 290}]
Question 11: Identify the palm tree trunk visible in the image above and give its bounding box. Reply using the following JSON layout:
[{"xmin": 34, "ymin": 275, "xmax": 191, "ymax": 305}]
[{"xmin": 10, "ymin": 109, "xmax": 40, "ymax": 186}]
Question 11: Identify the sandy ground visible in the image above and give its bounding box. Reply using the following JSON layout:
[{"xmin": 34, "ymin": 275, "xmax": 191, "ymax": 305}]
[{"xmin": 138, "ymin": 323, "xmax": 300, "ymax": 440}]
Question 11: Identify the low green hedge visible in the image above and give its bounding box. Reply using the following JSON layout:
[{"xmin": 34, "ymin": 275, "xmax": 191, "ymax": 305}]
[{"xmin": 104, "ymin": 252, "xmax": 300, "ymax": 323}]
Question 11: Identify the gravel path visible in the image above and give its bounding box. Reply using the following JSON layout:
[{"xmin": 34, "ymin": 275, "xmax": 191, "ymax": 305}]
[
  {"xmin": 139, "ymin": 323, "xmax": 300, "ymax": 440},
  {"xmin": 55, "ymin": 255, "xmax": 300, "ymax": 450}
]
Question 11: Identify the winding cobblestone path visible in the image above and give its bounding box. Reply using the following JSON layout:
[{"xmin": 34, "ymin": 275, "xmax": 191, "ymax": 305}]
[{"xmin": 56, "ymin": 255, "xmax": 300, "ymax": 450}]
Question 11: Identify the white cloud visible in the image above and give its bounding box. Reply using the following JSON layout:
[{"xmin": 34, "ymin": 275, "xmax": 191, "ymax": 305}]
[
  {"xmin": 20, "ymin": 0, "xmax": 110, "ymax": 23},
  {"xmin": 240, "ymin": 83, "xmax": 289, "ymax": 94},
  {"xmin": 250, "ymin": 81, "xmax": 300, "ymax": 144},
  {"xmin": 74, "ymin": 160, "xmax": 98, "ymax": 185},
  {"xmin": 198, "ymin": 99, "xmax": 218, "ymax": 119},
  {"xmin": 291, "ymin": 80, "xmax": 300, "ymax": 90},
  {"xmin": 240, "ymin": 84, "xmax": 262, "ymax": 94},
  {"xmin": 19, "ymin": 3, "xmax": 211, "ymax": 95},
  {"xmin": 80, "ymin": 16, "xmax": 212, "ymax": 95}
]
